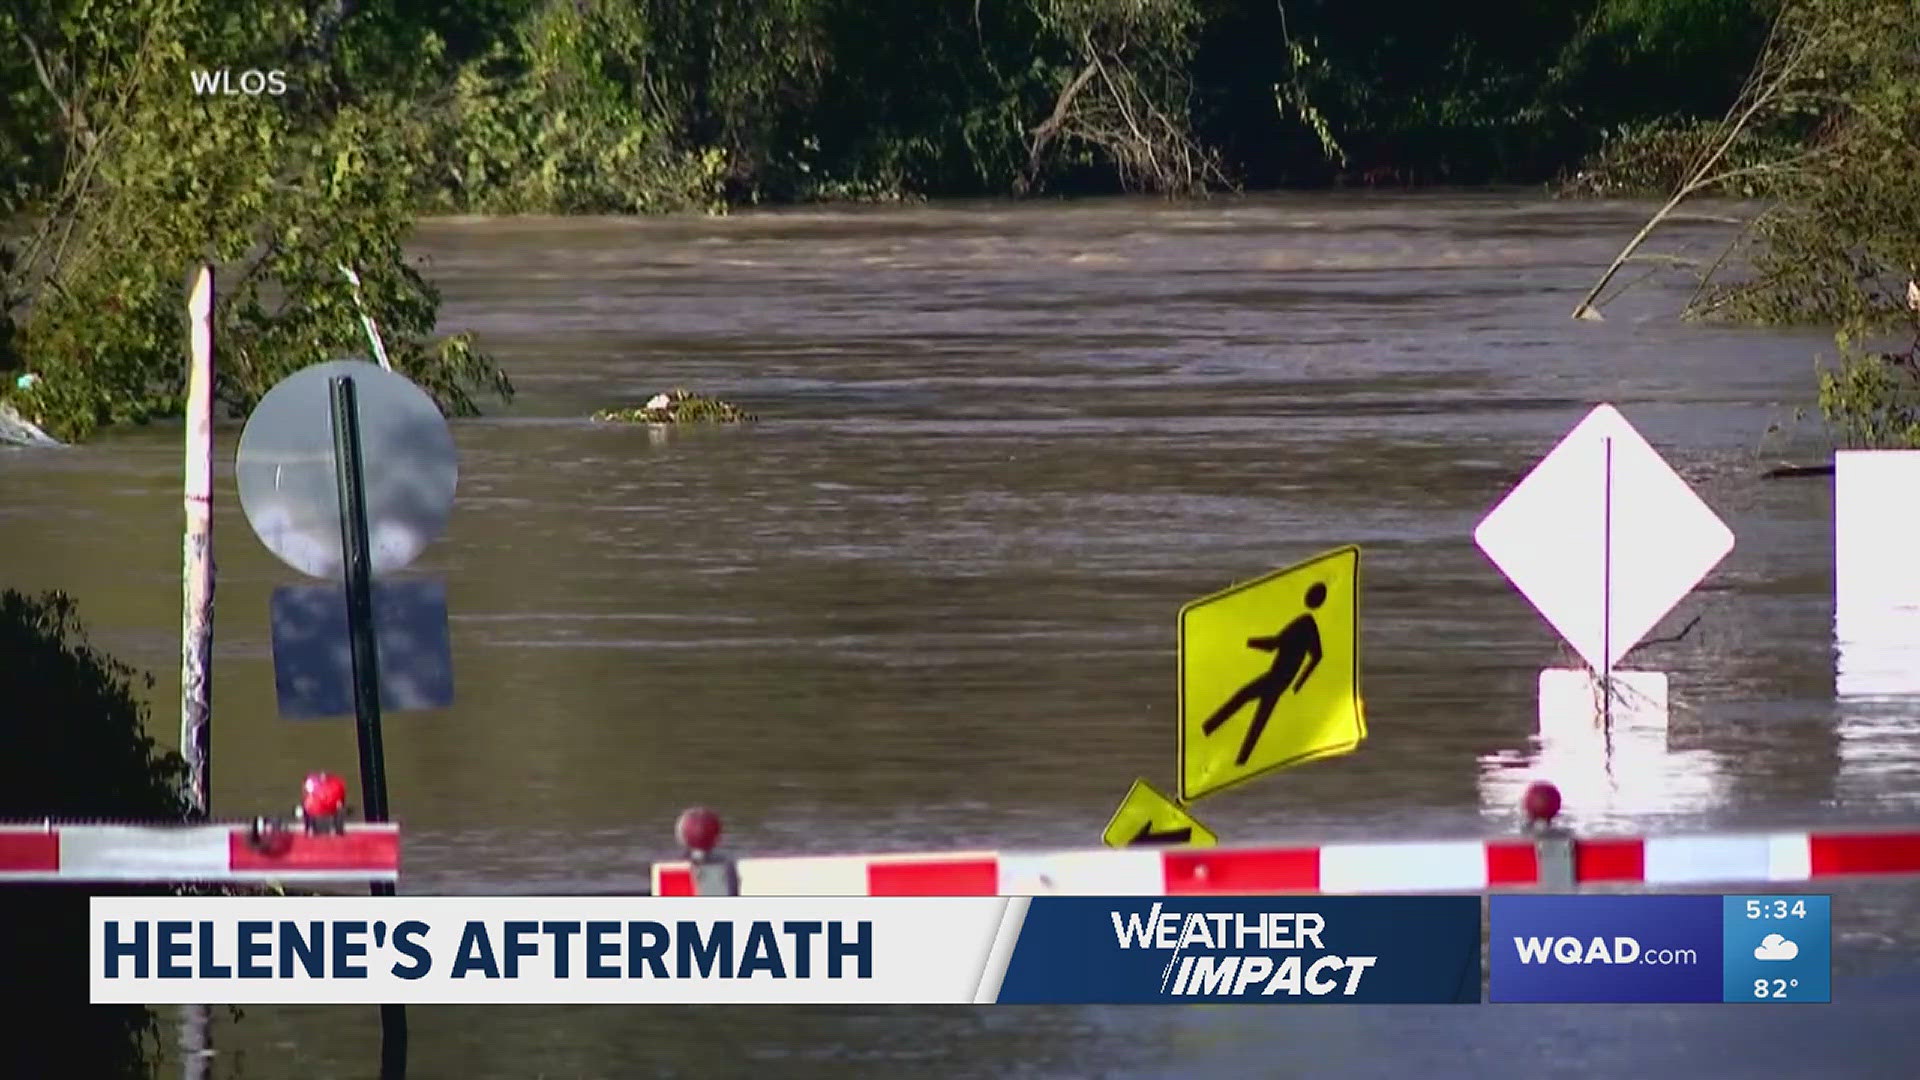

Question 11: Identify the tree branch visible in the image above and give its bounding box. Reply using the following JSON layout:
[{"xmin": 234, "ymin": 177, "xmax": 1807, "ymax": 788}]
[
  {"xmin": 1023, "ymin": 60, "xmax": 1100, "ymax": 192},
  {"xmin": 1572, "ymin": 6, "xmax": 1816, "ymax": 320},
  {"xmin": 18, "ymin": 32, "xmax": 90, "ymax": 150},
  {"xmin": 1621, "ymin": 615, "xmax": 1701, "ymax": 660}
]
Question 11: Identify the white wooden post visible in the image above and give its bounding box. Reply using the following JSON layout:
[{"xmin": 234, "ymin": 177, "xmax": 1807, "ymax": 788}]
[
  {"xmin": 180, "ymin": 264, "xmax": 216, "ymax": 1080},
  {"xmin": 181, "ymin": 264, "xmax": 215, "ymax": 815}
]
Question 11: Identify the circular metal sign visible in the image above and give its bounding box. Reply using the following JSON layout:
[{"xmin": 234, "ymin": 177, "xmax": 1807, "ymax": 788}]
[{"xmin": 237, "ymin": 359, "xmax": 458, "ymax": 579}]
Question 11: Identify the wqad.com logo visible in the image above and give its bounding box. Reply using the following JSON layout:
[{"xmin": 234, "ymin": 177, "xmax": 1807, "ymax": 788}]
[
  {"xmin": 1109, "ymin": 902, "xmax": 1378, "ymax": 998},
  {"xmin": 1488, "ymin": 895, "xmax": 1724, "ymax": 1003},
  {"xmin": 1510, "ymin": 934, "xmax": 1699, "ymax": 967}
]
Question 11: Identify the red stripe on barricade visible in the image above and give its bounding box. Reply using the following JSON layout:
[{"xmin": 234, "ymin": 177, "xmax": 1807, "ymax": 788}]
[
  {"xmin": 625, "ymin": 826, "xmax": 1920, "ymax": 898},
  {"xmin": 1574, "ymin": 838, "xmax": 1645, "ymax": 882},
  {"xmin": 867, "ymin": 857, "xmax": 997, "ymax": 896},
  {"xmin": 655, "ymin": 867, "xmax": 695, "ymax": 896},
  {"xmin": 0, "ymin": 832, "xmax": 60, "ymax": 873},
  {"xmin": 228, "ymin": 827, "xmax": 399, "ymax": 873},
  {"xmin": 1484, "ymin": 840, "xmax": 1539, "ymax": 887},
  {"xmin": 1809, "ymin": 831, "xmax": 1920, "ymax": 878},
  {"xmin": 1163, "ymin": 846, "xmax": 1320, "ymax": 894}
]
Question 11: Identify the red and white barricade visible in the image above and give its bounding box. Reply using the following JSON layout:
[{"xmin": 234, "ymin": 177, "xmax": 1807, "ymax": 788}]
[
  {"xmin": 651, "ymin": 828, "xmax": 1920, "ymax": 897},
  {"xmin": 0, "ymin": 822, "xmax": 399, "ymax": 884}
]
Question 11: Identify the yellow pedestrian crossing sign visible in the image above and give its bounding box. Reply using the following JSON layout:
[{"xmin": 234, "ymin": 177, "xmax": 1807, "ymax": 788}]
[
  {"xmin": 1178, "ymin": 545, "xmax": 1365, "ymax": 802},
  {"xmin": 1102, "ymin": 778, "xmax": 1218, "ymax": 848}
]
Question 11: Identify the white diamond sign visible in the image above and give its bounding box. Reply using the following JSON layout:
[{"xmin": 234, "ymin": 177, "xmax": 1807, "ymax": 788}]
[{"xmin": 1474, "ymin": 404, "xmax": 1734, "ymax": 672}]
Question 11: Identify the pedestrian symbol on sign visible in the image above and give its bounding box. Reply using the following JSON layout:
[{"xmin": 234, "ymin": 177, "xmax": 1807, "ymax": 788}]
[
  {"xmin": 1201, "ymin": 581, "xmax": 1327, "ymax": 765},
  {"xmin": 1178, "ymin": 545, "xmax": 1366, "ymax": 803}
]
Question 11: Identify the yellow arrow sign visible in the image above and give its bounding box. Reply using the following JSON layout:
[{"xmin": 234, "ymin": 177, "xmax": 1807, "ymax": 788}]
[
  {"xmin": 1179, "ymin": 545, "xmax": 1366, "ymax": 802},
  {"xmin": 1102, "ymin": 778, "xmax": 1217, "ymax": 848}
]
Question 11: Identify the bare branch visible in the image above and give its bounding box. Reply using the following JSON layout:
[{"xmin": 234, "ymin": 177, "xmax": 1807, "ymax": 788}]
[
  {"xmin": 1572, "ymin": 3, "xmax": 1824, "ymax": 319},
  {"xmin": 1622, "ymin": 616, "xmax": 1702, "ymax": 660},
  {"xmin": 18, "ymin": 32, "xmax": 92, "ymax": 150},
  {"xmin": 1024, "ymin": 61, "xmax": 1101, "ymax": 191}
]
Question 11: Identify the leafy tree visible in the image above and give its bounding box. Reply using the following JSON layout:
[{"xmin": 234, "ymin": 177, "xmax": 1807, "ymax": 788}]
[
  {"xmin": 1576, "ymin": 0, "xmax": 1920, "ymax": 446},
  {"xmin": 420, "ymin": 0, "xmax": 728, "ymax": 214},
  {"xmin": 0, "ymin": 589, "xmax": 190, "ymax": 1077},
  {"xmin": 0, "ymin": 0, "xmax": 512, "ymax": 442}
]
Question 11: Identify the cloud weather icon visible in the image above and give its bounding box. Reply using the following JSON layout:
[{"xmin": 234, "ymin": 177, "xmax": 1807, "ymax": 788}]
[{"xmin": 1754, "ymin": 934, "xmax": 1799, "ymax": 961}]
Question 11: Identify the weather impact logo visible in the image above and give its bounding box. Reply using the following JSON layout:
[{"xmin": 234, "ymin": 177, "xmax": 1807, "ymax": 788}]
[
  {"xmin": 1754, "ymin": 934, "xmax": 1799, "ymax": 961},
  {"xmin": 1108, "ymin": 902, "xmax": 1378, "ymax": 998}
]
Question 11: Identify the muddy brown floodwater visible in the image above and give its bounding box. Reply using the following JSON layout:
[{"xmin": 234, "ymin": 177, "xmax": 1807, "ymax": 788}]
[{"xmin": 4, "ymin": 192, "xmax": 1917, "ymax": 1078}]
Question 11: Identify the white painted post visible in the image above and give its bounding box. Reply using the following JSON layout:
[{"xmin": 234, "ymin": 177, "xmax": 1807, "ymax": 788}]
[
  {"xmin": 181, "ymin": 265, "xmax": 215, "ymax": 816},
  {"xmin": 1834, "ymin": 450, "xmax": 1920, "ymax": 697},
  {"xmin": 180, "ymin": 265, "xmax": 216, "ymax": 1080}
]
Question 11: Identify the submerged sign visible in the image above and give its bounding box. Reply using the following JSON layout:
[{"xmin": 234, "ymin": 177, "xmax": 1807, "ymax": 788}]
[
  {"xmin": 1101, "ymin": 778, "xmax": 1217, "ymax": 848},
  {"xmin": 269, "ymin": 578, "xmax": 455, "ymax": 718},
  {"xmin": 1473, "ymin": 404, "xmax": 1734, "ymax": 672}
]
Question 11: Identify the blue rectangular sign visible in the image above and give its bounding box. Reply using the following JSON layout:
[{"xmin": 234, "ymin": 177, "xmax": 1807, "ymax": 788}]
[
  {"xmin": 1490, "ymin": 894, "xmax": 1832, "ymax": 1003},
  {"xmin": 994, "ymin": 896, "xmax": 1480, "ymax": 1004},
  {"xmin": 270, "ymin": 579, "xmax": 454, "ymax": 719}
]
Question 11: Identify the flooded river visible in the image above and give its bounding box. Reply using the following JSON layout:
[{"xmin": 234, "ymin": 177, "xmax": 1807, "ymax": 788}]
[{"xmin": 4, "ymin": 193, "xmax": 1918, "ymax": 1077}]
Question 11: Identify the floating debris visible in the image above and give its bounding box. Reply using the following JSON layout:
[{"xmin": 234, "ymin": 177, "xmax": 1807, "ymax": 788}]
[
  {"xmin": 1, "ymin": 397, "xmax": 63, "ymax": 447},
  {"xmin": 593, "ymin": 389, "xmax": 755, "ymax": 424}
]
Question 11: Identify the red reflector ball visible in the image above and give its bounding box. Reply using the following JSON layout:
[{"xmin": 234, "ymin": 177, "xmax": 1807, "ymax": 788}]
[
  {"xmin": 302, "ymin": 772, "xmax": 348, "ymax": 819},
  {"xmin": 676, "ymin": 807, "xmax": 723, "ymax": 853},
  {"xmin": 1522, "ymin": 781, "xmax": 1562, "ymax": 823}
]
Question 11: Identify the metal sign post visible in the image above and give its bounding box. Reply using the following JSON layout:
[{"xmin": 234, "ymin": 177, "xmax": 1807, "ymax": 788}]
[
  {"xmin": 1601, "ymin": 435, "xmax": 1613, "ymax": 743},
  {"xmin": 236, "ymin": 356, "xmax": 460, "ymax": 1080},
  {"xmin": 327, "ymin": 375, "xmax": 406, "ymax": 1078},
  {"xmin": 329, "ymin": 376, "xmax": 393, "ymax": 825}
]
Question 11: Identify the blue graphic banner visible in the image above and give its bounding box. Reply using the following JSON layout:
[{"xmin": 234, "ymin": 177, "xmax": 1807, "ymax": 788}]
[
  {"xmin": 993, "ymin": 896, "xmax": 1480, "ymax": 1004},
  {"xmin": 1490, "ymin": 894, "xmax": 1832, "ymax": 1003},
  {"xmin": 1722, "ymin": 895, "xmax": 1832, "ymax": 1003}
]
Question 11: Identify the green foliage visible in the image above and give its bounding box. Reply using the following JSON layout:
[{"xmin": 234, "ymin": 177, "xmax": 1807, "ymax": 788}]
[
  {"xmin": 0, "ymin": 1, "xmax": 1809, "ymax": 222},
  {"xmin": 795, "ymin": 1, "xmax": 1057, "ymax": 198},
  {"xmin": 423, "ymin": 0, "xmax": 728, "ymax": 214},
  {"xmin": 0, "ymin": 589, "xmax": 186, "ymax": 819},
  {"xmin": 1815, "ymin": 336, "xmax": 1920, "ymax": 449},
  {"xmin": 1273, "ymin": 32, "xmax": 1347, "ymax": 168},
  {"xmin": 1692, "ymin": 0, "xmax": 1920, "ymax": 328},
  {"xmin": 1191, "ymin": 0, "xmax": 1774, "ymax": 186},
  {"xmin": 1028, "ymin": 0, "xmax": 1221, "ymax": 193},
  {"xmin": 1558, "ymin": 115, "xmax": 1797, "ymax": 196},
  {"xmin": 642, "ymin": 0, "xmax": 833, "ymax": 201},
  {"xmin": 1570, "ymin": 1, "xmax": 1920, "ymax": 447},
  {"xmin": 0, "ymin": 0, "xmax": 513, "ymax": 443},
  {"xmin": 0, "ymin": 588, "xmax": 188, "ymax": 1078}
]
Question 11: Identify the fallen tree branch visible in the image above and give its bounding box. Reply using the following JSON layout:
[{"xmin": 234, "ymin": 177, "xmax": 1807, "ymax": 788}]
[
  {"xmin": 1761, "ymin": 462, "xmax": 1835, "ymax": 478},
  {"xmin": 1572, "ymin": 6, "xmax": 1811, "ymax": 320}
]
